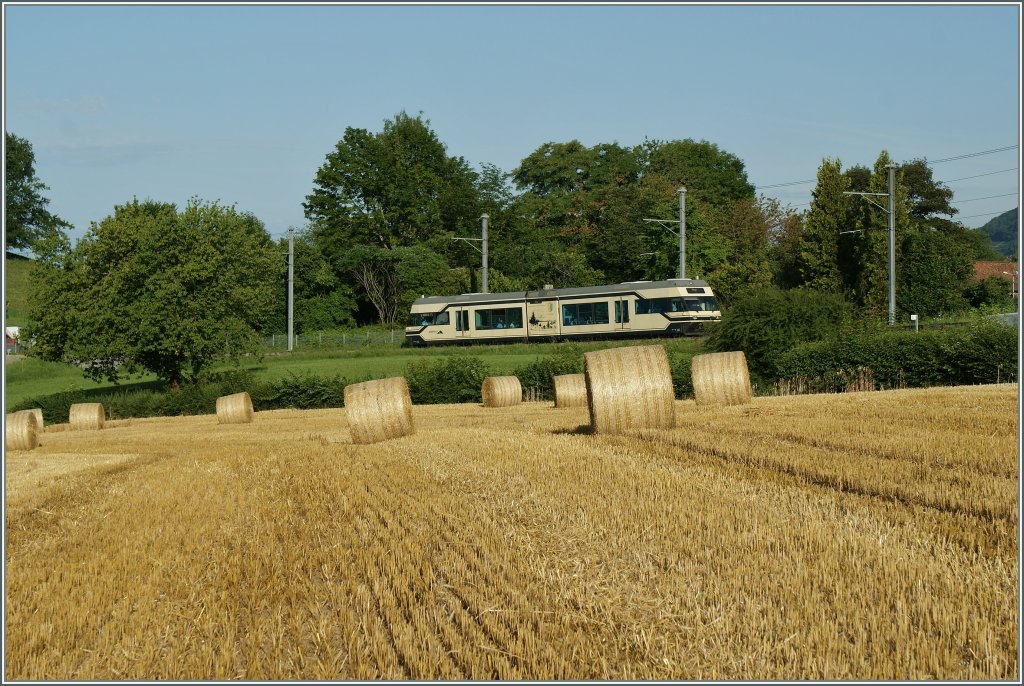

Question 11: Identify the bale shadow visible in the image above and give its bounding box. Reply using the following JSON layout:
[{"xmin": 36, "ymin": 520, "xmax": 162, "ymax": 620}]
[{"xmin": 553, "ymin": 424, "xmax": 594, "ymax": 436}]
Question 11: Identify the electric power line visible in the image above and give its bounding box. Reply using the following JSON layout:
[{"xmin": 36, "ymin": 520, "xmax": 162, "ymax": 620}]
[
  {"xmin": 950, "ymin": 192, "xmax": 1018, "ymax": 204},
  {"xmin": 958, "ymin": 210, "xmax": 1017, "ymax": 220},
  {"xmin": 757, "ymin": 145, "xmax": 1019, "ymax": 190},
  {"xmin": 926, "ymin": 145, "xmax": 1018, "ymax": 164},
  {"xmin": 940, "ymin": 168, "xmax": 1018, "ymax": 184},
  {"xmin": 758, "ymin": 178, "xmax": 816, "ymax": 190}
]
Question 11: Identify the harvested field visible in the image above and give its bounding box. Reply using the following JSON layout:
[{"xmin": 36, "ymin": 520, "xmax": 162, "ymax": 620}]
[{"xmin": 3, "ymin": 385, "xmax": 1019, "ymax": 680}]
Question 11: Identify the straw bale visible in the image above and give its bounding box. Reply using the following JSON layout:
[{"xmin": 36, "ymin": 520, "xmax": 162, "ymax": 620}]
[
  {"xmin": 584, "ymin": 344, "xmax": 675, "ymax": 434},
  {"xmin": 69, "ymin": 403, "xmax": 105, "ymax": 431},
  {"xmin": 29, "ymin": 408, "xmax": 44, "ymax": 430},
  {"xmin": 691, "ymin": 351, "xmax": 753, "ymax": 406},
  {"xmin": 553, "ymin": 374, "xmax": 587, "ymax": 408},
  {"xmin": 6, "ymin": 410, "xmax": 39, "ymax": 451},
  {"xmin": 216, "ymin": 392, "xmax": 254, "ymax": 424},
  {"xmin": 482, "ymin": 376, "xmax": 522, "ymax": 408},
  {"xmin": 344, "ymin": 376, "xmax": 415, "ymax": 445}
]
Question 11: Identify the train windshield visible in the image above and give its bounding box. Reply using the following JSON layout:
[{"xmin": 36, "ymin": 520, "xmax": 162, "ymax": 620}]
[
  {"xmin": 636, "ymin": 296, "xmax": 718, "ymax": 314},
  {"xmin": 407, "ymin": 311, "xmax": 450, "ymax": 327}
]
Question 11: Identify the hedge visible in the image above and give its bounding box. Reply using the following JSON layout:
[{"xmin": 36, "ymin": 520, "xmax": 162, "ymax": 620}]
[{"xmin": 777, "ymin": 321, "xmax": 1017, "ymax": 392}]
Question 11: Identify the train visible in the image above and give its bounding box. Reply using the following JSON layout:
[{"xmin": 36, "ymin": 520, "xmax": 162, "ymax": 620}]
[{"xmin": 405, "ymin": 278, "xmax": 721, "ymax": 346}]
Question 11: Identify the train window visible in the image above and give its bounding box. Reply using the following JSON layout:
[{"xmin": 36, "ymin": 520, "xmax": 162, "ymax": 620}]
[
  {"xmin": 474, "ymin": 307, "xmax": 523, "ymax": 330},
  {"xmin": 455, "ymin": 311, "xmax": 469, "ymax": 331},
  {"xmin": 408, "ymin": 311, "xmax": 449, "ymax": 327},
  {"xmin": 687, "ymin": 287, "xmax": 705, "ymax": 294},
  {"xmin": 562, "ymin": 302, "xmax": 610, "ymax": 326}
]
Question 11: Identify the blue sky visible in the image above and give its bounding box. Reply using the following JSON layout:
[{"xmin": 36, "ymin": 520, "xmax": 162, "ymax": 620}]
[{"xmin": 3, "ymin": 2, "xmax": 1020, "ymax": 245}]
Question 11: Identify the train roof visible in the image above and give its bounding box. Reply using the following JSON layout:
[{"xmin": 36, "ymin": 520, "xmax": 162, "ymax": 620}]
[{"xmin": 412, "ymin": 279, "xmax": 712, "ymax": 307}]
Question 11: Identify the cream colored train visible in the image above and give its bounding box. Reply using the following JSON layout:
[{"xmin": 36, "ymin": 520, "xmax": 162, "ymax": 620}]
[{"xmin": 405, "ymin": 279, "xmax": 721, "ymax": 346}]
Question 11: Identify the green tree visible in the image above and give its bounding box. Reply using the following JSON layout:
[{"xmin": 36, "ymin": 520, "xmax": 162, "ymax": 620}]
[
  {"xmin": 24, "ymin": 198, "xmax": 280, "ymax": 387},
  {"xmin": 964, "ymin": 275, "xmax": 1014, "ymax": 310},
  {"xmin": 304, "ymin": 111, "xmax": 481, "ymax": 255},
  {"xmin": 849, "ymin": 151, "xmax": 911, "ymax": 318},
  {"xmin": 641, "ymin": 138, "xmax": 756, "ymax": 207},
  {"xmin": 527, "ymin": 250, "xmax": 606, "ymax": 289},
  {"xmin": 267, "ymin": 232, "xmax": 358, "ymax": 334},
  {"xmin": 898, "ymin": 158, "xmax": 956, "ymax": 221},
  {"xmin": 512, "ymin": 140, "xmax": 640, "ymax": 252},
  {"xmin": 343, "ymin": 244, "xmax": 452, "ymax": 325},
  {"xmin": 955, "ymin": 225, "xmax": 1004, "ymax": 262},
  {"xmin": 703, "ymin": 196, "xmax": 786, "ymax": 306},
  {"xmin": 796, "ymin": 158, "xmax": 850, "ymax": 293},
  {"xmin": 704, "ymin": 286, "xmax": 855, "ymax": 382},
  {"xmin": 897, "ymin": 228, "xmax": 973, "ymax": 316},
  {"xmin": 4, "ymin": 132, "xmax": 72, "ymax": 252}
]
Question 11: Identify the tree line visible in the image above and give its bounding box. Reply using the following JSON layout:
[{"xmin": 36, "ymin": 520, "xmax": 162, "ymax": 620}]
[{"xmin": 6, "ymin": 114, "xmax": 1014, "ymax": 386}]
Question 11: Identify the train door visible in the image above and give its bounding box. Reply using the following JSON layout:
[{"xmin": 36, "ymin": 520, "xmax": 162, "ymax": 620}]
[
  {"xmin": 453, "ymin": 308, "xmax": 471, "ymax": 338},
  {"xmin": 527, "ymin": 298, "xmax": 559, "ymax": 339},
  {"xmin": 614, "ymin": 298, "xmax": 632, "ymax": 331}
]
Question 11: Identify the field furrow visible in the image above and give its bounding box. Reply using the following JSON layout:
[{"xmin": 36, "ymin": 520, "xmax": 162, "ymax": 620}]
[{"xmin": 4, "ymin": 385, "xmax": 1018, "ymax": 680}]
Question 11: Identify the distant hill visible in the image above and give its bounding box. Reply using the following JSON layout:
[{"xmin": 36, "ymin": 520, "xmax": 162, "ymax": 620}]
[
  {"xmin": 4, "ymin": 252, "xmax": 34, "ymax": 327},
  {"xmin": 977, "ymin": 208, "xmax": 1019, "ymax": 258}
]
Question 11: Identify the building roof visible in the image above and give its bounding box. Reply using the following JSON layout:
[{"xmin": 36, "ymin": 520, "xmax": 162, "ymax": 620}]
[{"xmin": 973, "ymin": 261, "xmax": 1018, "ymax": 283}]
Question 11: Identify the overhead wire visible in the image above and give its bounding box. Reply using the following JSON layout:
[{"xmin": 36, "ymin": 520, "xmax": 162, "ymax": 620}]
[
  {"xmin": 949, "ymin": 192, "xmax": 1018, "ymax": 204},
  {"xmin": 757, "ymin": 145, "xmax": 1019, "ymax": 191},
  {"xmin": 939, "ymin": 168, "xmax": 1017, "ymax": 184}
]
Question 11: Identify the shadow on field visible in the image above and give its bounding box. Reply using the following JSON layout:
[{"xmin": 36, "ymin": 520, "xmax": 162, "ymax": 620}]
[{"xmin": 553, "ymin": 424, "xmax": 594, "ymax": 436}]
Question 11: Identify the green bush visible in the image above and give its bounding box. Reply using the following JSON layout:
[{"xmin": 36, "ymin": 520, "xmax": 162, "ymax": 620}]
[
  {"xmin": 7, "ymin": 368, "xmax": 357, "ymax": 420},
  {"xmin": 513, "ymin": 345, "xmax": 585, "ymax": 400},
  {"xmin": 405, "ymin": 356, "xmax": 489, "ymax": 404},
  {"xmin": 668, "ymin": 352, "xmax": 695, "ymax": 399},
  {"xmin": 777, "ymin": 321, "xmax": 1018, "ymax": 390},
  {"xmin": 704, "ymin": 287, "xmax": 855, "ymax": 382},
  {"xmin": 250, "ymin": 372, "xmax": 348, "ymax": 410}
]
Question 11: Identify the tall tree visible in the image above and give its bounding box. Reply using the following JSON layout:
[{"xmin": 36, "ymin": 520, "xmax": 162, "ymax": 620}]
[
  {"xmin": 512, "ymin": 140, "xmax": 640, "ymax": 250},
  {"xmin": 796, "ymin": 158, "xmax": 850, "ymax": 293},
  {"xmin": 848, "ymin": 151, "xmax": 910, "ymax": 318},
  {"xmin": 304, "ymin": 111, "xmax": 481, "ymax": 256},
  {"xmin": 897, "ymin": 228, "xmax": 972, "ymax": 316},
  {"xmin": 25, "ymin": 198, "xmax": 280, "ymax": 387},
  {"xmin": 343, "ymin": 244, "xmax": 453, "ymax": 325},
  {"xmin": 898, "ymin": 158, "xmax": 956, "ymax": 221},
  {"xmin": 703, "ymin": 196, "xmax": 789, "ymax": 306},
  {"xmin": 5, "ymin": 132, "xmax": 71, "ymax": 251},
  {"xmin": 641, "ymin": 138, "xmax": 756, "ymax": 207},
  {"xmin": 266, "ymin": 232, "xmax": 358, "ymax": 335}
]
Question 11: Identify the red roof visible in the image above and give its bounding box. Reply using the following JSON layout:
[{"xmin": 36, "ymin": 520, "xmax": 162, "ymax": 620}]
[{"xmin": 973, "ymin": 261, "xmax": 1018, "ymax": 283}]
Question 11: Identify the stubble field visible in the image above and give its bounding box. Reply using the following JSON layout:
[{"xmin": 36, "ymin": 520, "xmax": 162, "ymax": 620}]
[{"xmin": 4, "ymin": 384, "xmax": 1020, "ymax": 680}]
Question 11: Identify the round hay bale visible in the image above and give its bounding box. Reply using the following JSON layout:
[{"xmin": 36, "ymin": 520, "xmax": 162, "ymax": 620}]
[
  {"xmin": 691, "ymin": 351, "xmax": 753, "ymax": 406},
  {"xmin": 344, "ymin": 376, "xmax": 415, "ymax": 445},
  {"xmin": 481, "ymin": 376, "xmax": 522, "ymax": 408},
  {"xmin": 69, "ymin": 403, "xmax": 105, "ymax": 431},
  {"xmin": 584, "ymin": 344, "xmax": 675, "ymax": 434},
  {"xmin": 216, "ymin": 392, "xmax": 254, "ymax": 424},
  {"xmin": 27, "ymin": 408, "xmax": 44, "ymax": 430},
  {"xmin": 6, "ymin": 410, "xmax": 39, "ymax": 451},
  {"xmin": 553, "ymin": 373, "xmax": 587, "ymax": 408}
]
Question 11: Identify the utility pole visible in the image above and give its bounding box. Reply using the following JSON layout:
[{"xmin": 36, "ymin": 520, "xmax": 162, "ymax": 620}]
[
  {"xmin": 678, "ymin": 187, "xmax": 687, "ymax": 280},
  {"xmin": 643, "ymin": 187, "xmax": 688, "ymax": 280},
  {"xmin": 481, "ymin": 213, "xmax": 489, "ymax": 294},
  {"xmin": 842, "ymin": 164, "xmax": 898, "ymax": 325},
  {"xmin": 886, "ymin": 164, "xmax": 896, "ymax": 326},
  {"xmin": 287, "ymin": 228, "xmax": 294, "ymax": 351},
  {"xmin": 452, "ymin": 214, "xmax": 490, "ymax": 293}
]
